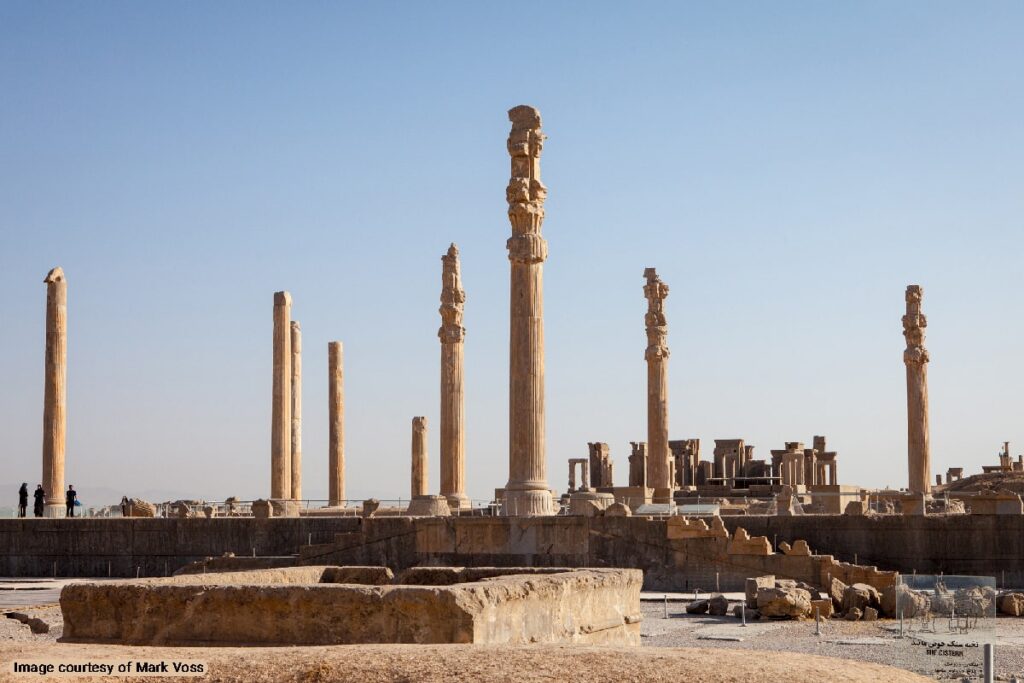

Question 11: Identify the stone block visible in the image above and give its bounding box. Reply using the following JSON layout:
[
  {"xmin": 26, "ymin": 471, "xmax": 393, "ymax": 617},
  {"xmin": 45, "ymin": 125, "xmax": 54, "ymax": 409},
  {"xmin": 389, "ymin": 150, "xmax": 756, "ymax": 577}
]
[
  {"xmin": 998, "ymin": 592, "xmax": 1024, "ymax": 617},
  {"xmin": 685, "ymin": 599, "xmax": 708, "ymax": 614},
  {"xmin": 784, "ymin": 540, "xmax": 811, "ymax": 556},
  {"xmin": 756, "ymin": 587, "xmax": 812, "ymax": 619},
  {"xmin": 746, "ymin": 575, "xmax": 774, "ymax": 608},
  {"xmin": 60, "ymin": 566, "xmax": 643, "ymax": 647},
  {"xmin": 605, "ymin": 502, "xmax": 632, "ymax": 517},
  {"xmin": 251, "ymin": 500, "xmax": 273, "ymax": 519},
  {"xmin": 727, "ymin": 528, "xmax": 771, "ymax": 556},
  {"xmin": 666, "ymin": 517, "xmax": 710, "ymax": 539},
  {"xmin": 844, "ymin": 501, "xmax": 866, "ymax": 515},
  {"xmin": 810, "ymin": 598, "xmax": 833, "ymax": 619},
  {"xmin": 708, "ymin": 594, "xmax": 729, "ymax": 616}
]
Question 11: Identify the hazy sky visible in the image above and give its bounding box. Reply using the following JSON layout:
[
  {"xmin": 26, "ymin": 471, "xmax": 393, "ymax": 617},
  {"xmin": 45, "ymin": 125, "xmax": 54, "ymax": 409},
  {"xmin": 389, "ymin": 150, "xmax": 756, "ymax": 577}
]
[{"xmin": 1, "ymin": 2, "xmax": 1021, "ymax": 505}]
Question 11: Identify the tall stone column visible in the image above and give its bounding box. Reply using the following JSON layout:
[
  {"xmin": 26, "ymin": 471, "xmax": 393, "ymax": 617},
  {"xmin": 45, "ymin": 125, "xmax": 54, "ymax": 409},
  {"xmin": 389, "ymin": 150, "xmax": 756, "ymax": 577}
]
[
  {"xmin": 903, "ymin": 285, "xmax": 931, "ymax": 495},
  {"xmin": 290, "ymin": 321, "xmax": 302, "ymax": 501},
  {"xmin": 271, "ymin": 291, "xmax": 292, "ymax": 499},
  {"xmin": 328, "ymin": 341, "xmax": 345, "ymax": 506},
  {"xmin": 643, "ymin": 268, "xmax": 672, "ymax": 503},
  {"xmin": 411, "ymin": 416, "xmax": 428, "ymax": 499},
  {"xmin": 42, "ymin": 267, "xmax": 67, "ymax": 517},
  {"xmin": 504, "ymin": 105, "xmax": 552, "ymax": 516},
  {"xmin": 439, "ymin": 244, "xmax": 469, "ymax": 509}
]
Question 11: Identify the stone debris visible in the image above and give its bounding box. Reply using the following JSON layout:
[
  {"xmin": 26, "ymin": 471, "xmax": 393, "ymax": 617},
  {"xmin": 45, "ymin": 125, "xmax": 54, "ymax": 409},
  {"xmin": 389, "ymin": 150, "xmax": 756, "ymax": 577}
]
[
  {"xmin": 686, "ymin": 599, "xmax": 709, "ymax": 615},
  {"xmin": 708, "ymin": 594, "xmax": 729, "ymax": 616},
  {"xmin": 862, "ymin": 606, "xmax": 879, "ymax": 621},
  {"xmin": 844, "ymin": 607, "xmax": 863, "ymax": 621},
  {"xmin": 746, "ymin": 575, "xmax": 774, "ymax": 608},
  {"xmin": 842, "ymin": 583, "xmax": 881, "ymax": 614},
  {"xmin": 998, "ymin": 592, "xmax": 1024, "ymax": 616},
  {"xmin": 756, "ymin": 587, "xmax": 812, "ymax": 619}
]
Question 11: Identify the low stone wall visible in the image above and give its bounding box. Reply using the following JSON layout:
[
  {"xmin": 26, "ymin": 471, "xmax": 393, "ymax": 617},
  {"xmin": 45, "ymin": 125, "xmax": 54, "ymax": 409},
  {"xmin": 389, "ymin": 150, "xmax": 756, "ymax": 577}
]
[
  {"xmin": 7, "ymin": 513, "xmax": 1024, "ymax": 586},
  {"xmin": 59, "ymin": 566, "xmax": 642, "ymax": 646}
]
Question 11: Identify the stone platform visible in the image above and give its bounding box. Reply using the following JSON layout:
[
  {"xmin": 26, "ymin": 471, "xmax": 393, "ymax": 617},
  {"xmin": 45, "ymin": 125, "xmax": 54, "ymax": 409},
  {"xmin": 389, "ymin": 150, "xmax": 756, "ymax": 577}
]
[{"xmin": 59, "ymin": 566, "xmax": 642, "ymax": 646}]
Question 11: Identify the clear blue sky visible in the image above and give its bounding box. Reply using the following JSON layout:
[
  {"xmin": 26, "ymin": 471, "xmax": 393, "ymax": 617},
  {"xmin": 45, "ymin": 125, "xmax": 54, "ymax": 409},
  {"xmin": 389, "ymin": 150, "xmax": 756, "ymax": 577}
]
[{"xmin": 1, "ymin": 2, "xmax": 1021, "ymax": 505}]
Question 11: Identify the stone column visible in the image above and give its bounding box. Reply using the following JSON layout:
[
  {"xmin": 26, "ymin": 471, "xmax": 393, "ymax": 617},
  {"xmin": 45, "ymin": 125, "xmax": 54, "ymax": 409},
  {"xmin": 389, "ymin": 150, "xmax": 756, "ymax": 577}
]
[
  {"xmin": 438, "ymin": 244, "xmax": 469, "ymax": 509},
  {"xmin": 903, "ymin": 285, "xmax": 931, "ymax": 495},
  {"xmin": 271, "ymin": 292, "xmax": 292, "ymax": 499},
  {"xmin": 42, "ymin": 267, "xmax": 67, "ymax": 517},
  {"xmin": 328, "ymin": 341, "xmax": 345, "ymax": 506},
  {"xmin": 643, "ymin": 268, "xmax": 672, "ymax": 503},
  {"xmin": 411, "ymin": 416, "xmax": 428, "ymax": 498},
  {"xmin": 504, "ymin": 105, "xmax": 552, "ymax": 516},
  {"xmin": 290, "ymin": 321, "xmax": 302, "ymax": 501}
]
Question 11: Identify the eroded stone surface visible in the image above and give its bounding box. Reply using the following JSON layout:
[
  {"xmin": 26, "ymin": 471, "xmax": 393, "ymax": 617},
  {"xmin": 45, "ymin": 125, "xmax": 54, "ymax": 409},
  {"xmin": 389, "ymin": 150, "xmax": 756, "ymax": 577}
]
[{"xmin": 59, "ymin": 566, "xmax": 641, "ymax": 647}]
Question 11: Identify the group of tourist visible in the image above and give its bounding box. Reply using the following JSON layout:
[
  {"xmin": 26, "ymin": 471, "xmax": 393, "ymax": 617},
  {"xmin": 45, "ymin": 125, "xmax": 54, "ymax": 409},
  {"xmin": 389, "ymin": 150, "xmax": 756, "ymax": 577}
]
[{"xmin": 16, "ymin": 483, "xmax": 77, "ymax": 517}]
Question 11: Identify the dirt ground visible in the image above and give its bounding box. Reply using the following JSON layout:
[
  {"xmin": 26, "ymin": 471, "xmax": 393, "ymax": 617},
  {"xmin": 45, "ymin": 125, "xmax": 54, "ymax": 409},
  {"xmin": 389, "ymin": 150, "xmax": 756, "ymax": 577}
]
[{"xmin": 0, "ymin": 600, "xmax": 932, "ymax": 683}]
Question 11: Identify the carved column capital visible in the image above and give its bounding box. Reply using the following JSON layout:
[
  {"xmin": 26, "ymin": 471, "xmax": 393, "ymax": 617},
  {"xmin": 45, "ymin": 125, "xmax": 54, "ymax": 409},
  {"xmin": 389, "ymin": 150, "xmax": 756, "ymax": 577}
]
[
  {"xmin": 506, "ymin": 106, "xmax": 548, "ymax": 263},
  {"xmin": 902, "ymin": 285, "xmax": 929, "ymax": 366},
  {"xmin": 438, "ymin": 243, "xmax": 466, "ymax": 343}
]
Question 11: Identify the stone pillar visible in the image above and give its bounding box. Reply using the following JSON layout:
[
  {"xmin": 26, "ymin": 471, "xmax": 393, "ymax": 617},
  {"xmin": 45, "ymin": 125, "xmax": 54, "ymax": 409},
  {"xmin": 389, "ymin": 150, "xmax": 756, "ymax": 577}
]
[
  {"xmin": 628, "ymin": 442, "xmax": 647, "ymax": 487},
  {"xmin": 271, "ymin": 292, "xmax": 292, "ymax": 499},
  {"xmin": 328, "ymin": 342, "xmax": 345, "ymax": 506},
  {"xmin": 290, "ymin": 321, "xmax": 302, "ymax": 501},
  {"xmin": 439, "ymin": 244, "xmax": 469, "ymax": 509},
  {"xmin": 903, "ymin": 285, "xmax": 931, "ymax": 495},
  {"xmin": 42, "ymin": 267, "xmax": 67, "ymax": 517},
  {"xmin": 643, "ymin": 268, "xmax": 672, "ymax": 503},
  {"xmin": 504, "ymin": 105, "xmax": 552, "ymax": 516},
  {"xmin": 411, "ymin": 416, "xmax": 428, "ymax": 498}
]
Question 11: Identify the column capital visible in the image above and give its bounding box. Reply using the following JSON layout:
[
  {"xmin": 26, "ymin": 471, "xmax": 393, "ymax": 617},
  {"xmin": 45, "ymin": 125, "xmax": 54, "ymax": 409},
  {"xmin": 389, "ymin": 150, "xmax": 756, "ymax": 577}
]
[
  {"xmin": 506, "ymin": 105, "xmax": 548, "ymax": 261},
  {"xmin": 902, "ymin": 284, "xmax": 929, "ymax": 366},
  {"xmin": 644, "ymin": 268, "xmax": 670, "ymax": 360},
  {"xmin": 439, "ymin": 243, "xmax": 466, "ymax": 343}
]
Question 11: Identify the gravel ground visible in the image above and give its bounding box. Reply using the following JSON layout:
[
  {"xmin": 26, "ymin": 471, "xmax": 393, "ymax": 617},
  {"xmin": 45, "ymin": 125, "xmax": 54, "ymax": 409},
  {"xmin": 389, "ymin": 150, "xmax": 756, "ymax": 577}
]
[
  {"xmin": 640, "ymin": 601, "xmax": 1024, "ymax": 681},
  {"xmin": 0, "ymin": 598, "xmax": 1008, "ymax": 682}
]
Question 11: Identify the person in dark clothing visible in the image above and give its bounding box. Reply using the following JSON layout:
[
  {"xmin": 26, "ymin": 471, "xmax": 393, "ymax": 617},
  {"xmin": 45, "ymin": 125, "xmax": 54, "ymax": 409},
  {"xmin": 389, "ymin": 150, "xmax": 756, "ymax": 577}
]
[
  {"xmin": 65, "ymin": 485, "xmax": 77, "ymax": 518},
  {"xmin": 18, "ymin": 483, "xmax": 28, "ymax": 518},
  {"xmin": 33, "ymin": 485, "xmax": 45, "ymax": 517}
]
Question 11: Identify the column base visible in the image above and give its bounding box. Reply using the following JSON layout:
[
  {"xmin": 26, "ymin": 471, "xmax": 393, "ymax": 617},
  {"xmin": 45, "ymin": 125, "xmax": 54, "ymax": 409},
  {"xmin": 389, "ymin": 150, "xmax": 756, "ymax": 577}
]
[
  {"xmin": 651, "ymin": 487, "xmax": 675, "ymax": 505},
  {"xmin": 503, "ymin": 488, "xmax": 554, "ymax": 517},
  {"xmin": 407, "ymin": 495, "xmax": 452, "ymax": 517},
  {"xmin": 43, "ymin": 504, "xmax": 67, "ymax": 518},
  {"xmin": 444, "ymin": 493, "xmax": 471, "ymax": 510}
]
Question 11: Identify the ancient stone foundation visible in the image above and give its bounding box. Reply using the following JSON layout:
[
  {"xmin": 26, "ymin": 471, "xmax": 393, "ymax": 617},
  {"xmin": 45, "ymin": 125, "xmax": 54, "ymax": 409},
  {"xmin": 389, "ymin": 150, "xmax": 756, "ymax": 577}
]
[{"xmin": 59, "ymin": 566, "xmax": 641, "ymax": 646}]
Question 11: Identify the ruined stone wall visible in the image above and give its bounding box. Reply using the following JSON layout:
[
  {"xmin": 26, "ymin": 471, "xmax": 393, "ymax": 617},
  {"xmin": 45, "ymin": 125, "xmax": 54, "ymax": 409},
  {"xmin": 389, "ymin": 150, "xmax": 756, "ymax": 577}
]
[{"xmin": 6, "ymin": 514, "xmax": 1024, "ymax": 586}]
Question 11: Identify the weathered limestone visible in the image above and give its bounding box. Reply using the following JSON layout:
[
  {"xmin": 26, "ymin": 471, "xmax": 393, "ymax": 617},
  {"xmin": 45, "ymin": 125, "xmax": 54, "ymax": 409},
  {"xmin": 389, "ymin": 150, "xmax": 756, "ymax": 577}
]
[
  {"xmin": 628, "ymin": 442, "xmax": 647, "ymax": 487},
  {"xmin": 568, "ymin": 458, "xmax": 590, "ymax": 492},
  {"xmin": 903, "ymin": 285, "xmax": 931, "ymax": 494},
  {"xmin": 439, "ymin": 244, "xmax": 469, "ymax": 509},
  {"xmin": 643, "ymin": 268, "xmax": 672, "ymax": 503},
  {"xmin": 407, "ymin": 495, "xmax": 452, "ymax": 517},
  {"xmin": 504, "ymin": 105, "xmax": 552, "ymax": 516},
  {"xmin": 588, "ymin": 442, "xmax": 614, "ymax": 488},
  {"xmin": 271, "ymin": 292, "xmax": 292, "ymax": 500},
  {"xmin": 670, "ymin": 439, "xmax": 700, "ymax": 487},
  {"xmin": 290, "ymin": 321, "xmax": 302, "ymax": 501},
  {"xmin": 411, "ymin": 417, "xmax": 428, "ymax": 498},
  {"xmin": 60, "ymin": 566, "xmax": 642, "ymax": 646},
  {"xmin": 42, "ymin": 267, "xmax": 68, "ymax": 517},
  {"xmin": 328, "ymin": 341, "xmax": 345, "ymax": 506}
]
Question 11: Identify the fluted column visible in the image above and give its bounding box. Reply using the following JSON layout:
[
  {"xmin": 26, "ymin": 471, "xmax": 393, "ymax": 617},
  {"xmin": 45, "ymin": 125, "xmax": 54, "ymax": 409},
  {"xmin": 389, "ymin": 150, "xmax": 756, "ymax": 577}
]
[
  {"xmin": 328, "ymin": 341, "xmax": 345, "ymax": 506},
  {"xmin": 411, "ymin": 416, "xmax": 428, "ymax": 498},
  {"xmin": 643, "ymin": 268, "xmax": 672, "ymax": 503},
  {"xmin": 271, "ymin": 291, "xmax": 292, "ymax": 499},
  {"xmin": 290, "ymin": 321, "xmax": 302, "ymax": 501},
  {"xmin": 439, "ymin": 244, "xmax": 469, "ymax": 509},
  {"xmin": 903, "ymin": 285, "xmax": 931, "ymax": 495},
  {"xmin": 42, "ymin": 267, "xmax": 67, "ymax": 517},
  {"xmin": 504, "ymin": 105, "xmax": 552, "ymax": 516}
]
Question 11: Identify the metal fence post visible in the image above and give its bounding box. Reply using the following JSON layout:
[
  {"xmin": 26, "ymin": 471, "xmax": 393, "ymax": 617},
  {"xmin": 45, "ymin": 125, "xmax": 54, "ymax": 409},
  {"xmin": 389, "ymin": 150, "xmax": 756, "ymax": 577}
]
[{"xmin": 984, "ymin": 643, "xmax": 994, "ymax": 683}]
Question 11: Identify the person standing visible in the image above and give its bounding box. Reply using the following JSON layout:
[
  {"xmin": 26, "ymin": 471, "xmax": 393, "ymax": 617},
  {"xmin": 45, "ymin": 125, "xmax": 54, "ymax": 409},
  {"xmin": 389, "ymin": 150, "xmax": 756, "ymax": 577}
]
[
  {"xmin": 33, "ymin": 485, "xmax": 45, "ymax": 517},
  {"xmin": 18, "ymin": 484, "xmax": 28, "ymax": 518},
  {"xmin": 65, "ymin": 485, "xmax": 76, "ymax": 518}
]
